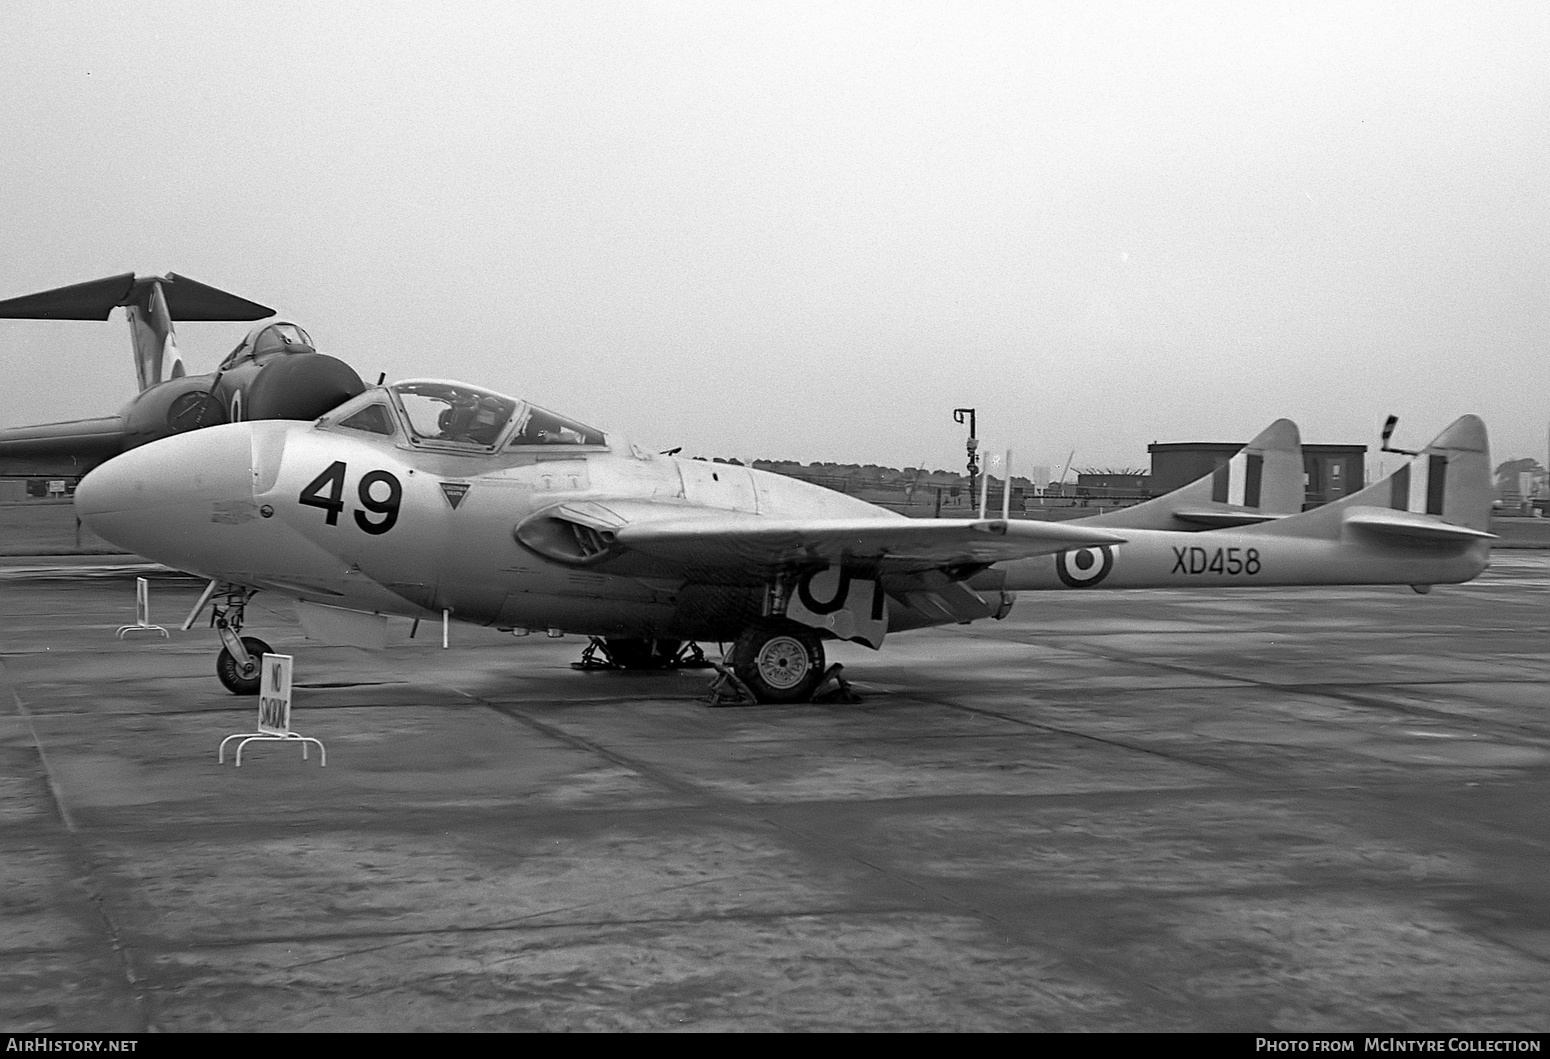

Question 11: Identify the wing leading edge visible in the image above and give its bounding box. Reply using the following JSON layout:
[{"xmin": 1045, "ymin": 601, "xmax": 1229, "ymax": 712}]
[{"xmin": 612, "ymin": 513, "xmax": 1126, "ymax": 573}]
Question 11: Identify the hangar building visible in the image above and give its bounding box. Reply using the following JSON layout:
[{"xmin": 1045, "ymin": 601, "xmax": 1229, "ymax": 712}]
[{"xmin": 1148, "ymin": 441, "xmax": 1366, "ymax": 508}]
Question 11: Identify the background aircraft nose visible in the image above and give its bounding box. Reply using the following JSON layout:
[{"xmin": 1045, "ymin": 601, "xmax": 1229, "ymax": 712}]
[{"xmin": 76, "ymin": 424, "xmax": 257, "ymax": 561}]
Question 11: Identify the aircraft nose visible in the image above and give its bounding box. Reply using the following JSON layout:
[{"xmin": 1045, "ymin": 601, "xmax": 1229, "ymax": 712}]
[{"xmin": 76, "ymin": 424, "xmax": 257, "ymax": 563}]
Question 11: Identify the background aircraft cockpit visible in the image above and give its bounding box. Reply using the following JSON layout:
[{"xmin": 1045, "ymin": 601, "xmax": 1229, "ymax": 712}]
[{"xmin": 218, "ymin": 322, "xmax": 316, "ymax": 370}]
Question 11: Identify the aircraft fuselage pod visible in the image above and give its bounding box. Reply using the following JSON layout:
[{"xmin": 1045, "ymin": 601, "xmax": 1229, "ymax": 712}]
[{"xmin": 78, "ymin": 380, "xmax": 901, "ymax": 642}]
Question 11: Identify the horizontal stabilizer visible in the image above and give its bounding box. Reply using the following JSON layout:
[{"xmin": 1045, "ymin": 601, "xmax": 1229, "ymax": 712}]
[
  {"xmin": 1170, "ymin": 508, "xmax": 1287, "ymax": 528},
  {"xmin": 158, "ymin": 273, "xmax": 275, "ymax": 321},
  {"xmin": 0, "ymin": 272, "xmax": 273, "ymax": 321},
  {"xmin": 0, "ymin": 273, "xmax": 138, "ymax": 319},
  {"xmin": 1343, "ymin": 507, "xmax": 1497, "ymax": 543}
]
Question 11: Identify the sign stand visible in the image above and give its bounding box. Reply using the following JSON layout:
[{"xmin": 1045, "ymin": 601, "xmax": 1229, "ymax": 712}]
[
  {"xmin": 218, "ymin": 654, "xmax": 326, "ymax": 767},
  {"xmin": 116, "ymin": 577, "xmax": 169, "ymax": 639}
]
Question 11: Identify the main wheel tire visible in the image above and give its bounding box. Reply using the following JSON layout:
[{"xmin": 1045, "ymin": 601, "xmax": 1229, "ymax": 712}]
[
  {"xmin": 603, "ymin": 638, "xmax": 683, "ymax": 670},
  {"xmin": 216, "ymin": 636, "xmax": 273, "ymax": 696},
  {"xmin": 729, "ymin": 621, "xmax": 825, "ymax": 703}
]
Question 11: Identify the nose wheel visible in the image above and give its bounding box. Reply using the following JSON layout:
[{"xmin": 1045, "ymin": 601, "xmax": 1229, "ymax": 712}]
[
  {"xmin": 216, "ymin": 636, "xmax": 274, "ymax": 696},
  {"xmin": 729, "ymin": 620, "xmax": 825, "ymax": 703}
]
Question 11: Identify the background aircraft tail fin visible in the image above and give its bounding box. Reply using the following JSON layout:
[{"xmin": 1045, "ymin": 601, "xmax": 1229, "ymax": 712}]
[
  {"xmin": 0, "ymin": 272, "xmax": 273, "ymax": 392},
  {"xmin": 1251, "ymin": 415, "xmax": 1493, "ymax": 541},
  {"xmin": 1083, "ymin": 418, "xmax": 1303, "ymax": 531}
]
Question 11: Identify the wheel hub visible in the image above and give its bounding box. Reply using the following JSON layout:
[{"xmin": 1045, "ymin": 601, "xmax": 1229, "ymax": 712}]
[{"xmin": 756, "ymin": 635, "xmax": 810, "ymax": 690}]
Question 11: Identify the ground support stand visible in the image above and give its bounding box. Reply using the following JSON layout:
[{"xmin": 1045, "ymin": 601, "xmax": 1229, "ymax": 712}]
[
  {"xmin": 572, "ymin": 638, "xmax": 716, "ymax": 671},
  {"xmin": 671, "ymin": 641, "xmax": 714, "ymax": 669},
  {"xmin": 218, "ymin": 731, "xmax": 327, "ymax": 768},
  {"xmin": 571, "ymin": 639, "xmax": 616, "ymax": 670},
  {"xmin": 117, "ymin": 576, "xmax": 169, "ymax": 639},
  {"xmin": 115, "ymin": 622, "xmax": 168, "ymax": 640}
]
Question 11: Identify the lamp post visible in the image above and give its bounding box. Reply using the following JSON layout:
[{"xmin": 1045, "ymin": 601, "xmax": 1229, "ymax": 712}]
[{"xmin": 953, "ymin": 408, "xmax": 979, "ymax": 504}]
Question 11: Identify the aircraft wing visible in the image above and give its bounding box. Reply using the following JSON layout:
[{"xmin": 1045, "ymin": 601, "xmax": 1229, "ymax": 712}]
[
  {"xmin": 611, "ymin": 512, "xmax": 1126, "ymax": 573},
  {"xmin": 0, "ymin": 416, "xmax": 126, "ymax": 475},
  {"xmin": 0, "ymin": 416, "xmax": 124, "ymax": 454}
]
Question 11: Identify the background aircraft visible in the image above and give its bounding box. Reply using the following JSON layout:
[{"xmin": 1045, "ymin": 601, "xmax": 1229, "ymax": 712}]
[
  {"xmin": 74, "ymin": 375, "xmax": 1492, "ymax": 704},
  {"xmin": 0, "ymin": 273, "xmax": 365, "ymax": 478}
]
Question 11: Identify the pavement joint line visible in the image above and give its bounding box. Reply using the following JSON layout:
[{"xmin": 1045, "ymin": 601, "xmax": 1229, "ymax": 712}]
[
  {"xmin": 464, "ymin": 686, "xmax": 1040, "ymax": 937},
  {"xmin": 1042, "ymin": 644, "xmax": 1550, "ymax": 743},
  {"xmin": 467, "ymin": 689, "xmax": 747, "ymax": 804},
  {"xmin": 887, "ymin": 684, "xmax": 1256, "ymax": 780},
  {"xmin": 128, "ymin": 902, "xmax": 941, "ymax": 963},
  {"xmin": 948, "ymin": 622, "xmax": 1550, "ymax": 741},
  {"xmin": 37, "ymin": 783, "xmax": 1381, "ymax": 839},
  {"xmin": 2, "ymin": 657, "xmax": 158, "ymax": 1032},
  {"xmin": 4, "ymin": 671, "xmax": 79, "ymax": 836}
]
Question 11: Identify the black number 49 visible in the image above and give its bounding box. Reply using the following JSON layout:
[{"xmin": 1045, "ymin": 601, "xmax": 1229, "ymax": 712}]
[{"xmin": 299, "ymin": 461, "xmax": 402, "ymax": 535}]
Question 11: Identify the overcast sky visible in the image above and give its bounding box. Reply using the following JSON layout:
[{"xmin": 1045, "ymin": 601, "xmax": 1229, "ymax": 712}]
[{"xmin": 1, "ymin": 1, "xmax": 1545, "ymax": 476}]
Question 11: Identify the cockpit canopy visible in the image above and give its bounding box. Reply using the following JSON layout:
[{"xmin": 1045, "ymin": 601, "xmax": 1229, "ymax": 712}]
[
  {"xmin": 219, "ymin": 322, "xmax": 316, "ymax": 369},
  {"xmin": 324, "ymin": 379, "xmax": 608, "ymax": 453}
]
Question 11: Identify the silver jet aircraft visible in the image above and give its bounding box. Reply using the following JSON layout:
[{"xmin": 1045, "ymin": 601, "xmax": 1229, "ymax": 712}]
[{"xmin": 73, "ymin": 378, "xmax": 1493, "ymax": 702}]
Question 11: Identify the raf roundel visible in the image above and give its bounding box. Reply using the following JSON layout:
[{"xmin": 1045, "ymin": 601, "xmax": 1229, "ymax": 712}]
[{"xmin": 1055, "ymin": 545, "xmax": 1115, "ymax": 587}]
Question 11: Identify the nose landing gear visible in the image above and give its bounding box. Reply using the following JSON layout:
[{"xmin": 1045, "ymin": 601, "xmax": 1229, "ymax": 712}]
[{"xmin": 207, "ymin": 585, "xmax": 270, "ymax": 696}]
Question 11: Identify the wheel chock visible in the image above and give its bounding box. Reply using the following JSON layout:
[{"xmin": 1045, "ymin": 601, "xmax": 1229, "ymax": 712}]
[
  {"xmin": 811, "ymin": 663, "xmax": 862, "ymax": 704},
  {"xmin": 704, "ymin": 661, "xmax": 758, "ymax": 707}
]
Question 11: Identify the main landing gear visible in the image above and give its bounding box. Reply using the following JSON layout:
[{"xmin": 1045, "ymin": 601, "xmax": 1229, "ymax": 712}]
[
  {"xmin": 728, "ymin": 619, "xmax": 825, "ymax": 703},
  {"xmin": 208, "ymin": 586, "xmax": 269, "ymax": 696},
  {"xmin": 705, "ymin": 621, "xmax": 859, "ymax": 706},
  {"xmin": 571, "ymin": 624, "xmax": 857, "ymax": 705}
]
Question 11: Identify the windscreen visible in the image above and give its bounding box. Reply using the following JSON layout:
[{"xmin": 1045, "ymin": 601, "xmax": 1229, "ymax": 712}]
[
  {"xmin": 391, "ymin": 381, "xmax": 518, "ymax": 448},
  {"xmin": 509, "ymin": 406, "xmax": 607, "ymax": 447}
]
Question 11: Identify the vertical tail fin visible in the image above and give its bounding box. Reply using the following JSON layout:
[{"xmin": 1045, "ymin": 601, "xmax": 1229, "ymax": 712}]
[
  {"xmin": 1084, "ymin": 418, "xmax": 1303, "ymax": 530},
  {"xmin": 1252, "ymin": 415, "xmax": 1494, "ymax": 541},
  {"xmin": 125, "ymin": 278, "xmax": 177, "ymax": 390}
]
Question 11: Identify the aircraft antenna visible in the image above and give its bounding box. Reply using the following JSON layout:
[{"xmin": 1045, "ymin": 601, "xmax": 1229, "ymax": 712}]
[
  {"xmin": 1001, "ymin": 449, "xmax": 1014, "ymax": 520},
  {"xmin": 1380, "ymin": 415, "xmax": 1421, "ymax": 457}
]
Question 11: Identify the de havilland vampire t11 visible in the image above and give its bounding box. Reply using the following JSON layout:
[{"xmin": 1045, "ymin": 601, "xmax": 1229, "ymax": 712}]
[
  {"xmin": 73, "ymin": 377, "xmax": 1494, "ymax": 703},
  {"xmin": 0, "ymin": 273, "xmax": 366, "ymax": 478}
]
